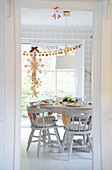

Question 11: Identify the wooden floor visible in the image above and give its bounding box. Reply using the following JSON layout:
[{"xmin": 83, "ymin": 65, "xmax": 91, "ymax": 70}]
[{"xmin": 21, "ymin": 127, "xmax": 92, "ymax": 170}]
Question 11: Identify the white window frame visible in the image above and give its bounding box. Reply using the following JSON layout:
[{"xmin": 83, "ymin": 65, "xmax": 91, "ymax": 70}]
[{"xmin": 21, "ymin": 42, "xmax": 84, "ymax": 98}]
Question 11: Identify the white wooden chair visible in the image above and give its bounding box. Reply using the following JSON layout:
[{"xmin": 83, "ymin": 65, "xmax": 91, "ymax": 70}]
[
  {"xmin": 62, "ymin": 110, "xmax": 92, "ymax": 160},
  {"xmin": 26, "ymin": 106, "xmax": 62, "ymax": 157}
]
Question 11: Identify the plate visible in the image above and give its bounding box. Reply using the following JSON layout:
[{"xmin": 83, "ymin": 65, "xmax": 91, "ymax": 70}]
[
  {"xmin": 67, "ymin": 104, "xmax": 81, "ymax": 107},
  {"xmin": 40, "ymin": 103, "xmax": 53, "ymax": 106}
]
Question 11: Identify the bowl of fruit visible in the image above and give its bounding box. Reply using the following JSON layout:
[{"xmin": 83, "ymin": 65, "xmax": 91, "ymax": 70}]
[{"xmin": 60, "ymin": 96, "xmax": 79, "ymax": 105}]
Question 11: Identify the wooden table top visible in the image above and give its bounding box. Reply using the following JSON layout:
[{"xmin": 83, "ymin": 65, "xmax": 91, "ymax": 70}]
[{"xmin": 33, "ymin": 103, "xmax": 92, "ymax": 115}]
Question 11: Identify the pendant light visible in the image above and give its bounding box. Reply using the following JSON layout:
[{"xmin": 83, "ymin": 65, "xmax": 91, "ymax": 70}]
[
  {"xmin": 63, "ymin": 11, "xmax": 70, "ymax": 56},
  {"xmin": 56, "ymin": 11, "xmax": 77, "ymax": 69}
]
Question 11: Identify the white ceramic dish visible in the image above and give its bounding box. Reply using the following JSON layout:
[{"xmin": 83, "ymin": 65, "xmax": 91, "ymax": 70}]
[
  {"xmin": 62, "ymin": 102, "xmax": 68, "ymax": 106},
  {"xmin": 40, "ymin": 103, "xmax": 53, "ymax": 106},
  {"xmin": 67, "ymin": 104, "xmax": 81, "ymax": 107}
]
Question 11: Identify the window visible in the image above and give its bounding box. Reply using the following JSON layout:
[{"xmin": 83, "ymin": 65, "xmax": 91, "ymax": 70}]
[{"xmin": 21, "ymin": 43, "xmax": 77, "ymax": 117}]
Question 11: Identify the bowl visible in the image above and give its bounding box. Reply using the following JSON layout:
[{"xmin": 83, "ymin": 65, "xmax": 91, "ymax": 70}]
[{"xmin": 62, "ymin": 102, "xmax": 68, "ymax": 106}]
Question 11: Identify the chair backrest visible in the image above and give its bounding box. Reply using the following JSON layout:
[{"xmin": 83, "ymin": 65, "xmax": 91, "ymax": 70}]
[
  {"xmin": 27, "ymin": 106, "xmax": 50, "ymax": 128},
  {"xmin": 65, "ymin": 110, "xmax": 92, "ymax": 132}
]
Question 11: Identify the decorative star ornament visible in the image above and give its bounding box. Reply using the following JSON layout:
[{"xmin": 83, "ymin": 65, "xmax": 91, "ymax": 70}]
[
  {"xmin": 31, "ymin": 86, "xmax": 39, "ymax": 98},
  {"xmin": 25, "ymin": 47, "xmax": 44, "ymax": 98},
  {"xmin": 25, "ymin": 56, "xmax": 44, "ymax": 74}
]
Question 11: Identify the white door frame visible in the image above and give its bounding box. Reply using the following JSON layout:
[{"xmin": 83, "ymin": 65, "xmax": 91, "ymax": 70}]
[{"xmin": 14, "ymin": 1, "xmax": 103, "ymax": 170}]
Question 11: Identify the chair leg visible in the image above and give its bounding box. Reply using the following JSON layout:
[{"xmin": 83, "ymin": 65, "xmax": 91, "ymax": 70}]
[
  {"xmin": 87, "ymin": 134, "xmax": 92, "ymax": 152},
  {"xmin": 26, "ymin": 129, "xmax": 35, "ymax": 151},
  {"xmin": 47, "ymin": 129, "xmax": 52, "ymax": 144},
  {"xmin": 62, "ymin": 130, "xmax": 68, "ymax": 152},
  {"xmin": 83, "ymin": 134, "xmax": 87, "ymax": 152},
  {"xmin": 68, "ymin": 134, "xmax": 74, "ymax": 161},
  {"xmin": 43, "ymin": 130, "xmax": 46, "ymax": 148},
  {"xmin": 37, "ymin": 130, "xmax": 41, "ymax": 157},
  {"xmin": 83, "ymin": 134, "xmax": 86, "ymax": 144},
  {"xmin": 54, "ymin": 128, "xmax": 62, "ymax": 152}
]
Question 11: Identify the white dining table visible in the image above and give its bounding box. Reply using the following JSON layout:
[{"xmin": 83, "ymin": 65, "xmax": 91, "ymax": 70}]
[
  {"xmin": 34, "ymin": 103, "xmax": 92, "ymax": 116},
  {"xmin": 28, "ymin": 103, "xmax": 92, "ymax": 117}
]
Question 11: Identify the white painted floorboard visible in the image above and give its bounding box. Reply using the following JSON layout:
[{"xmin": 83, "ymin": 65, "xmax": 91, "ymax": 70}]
[{"xmin": 21, "ymin": 128, "xmax": 92, "ymax": 170}]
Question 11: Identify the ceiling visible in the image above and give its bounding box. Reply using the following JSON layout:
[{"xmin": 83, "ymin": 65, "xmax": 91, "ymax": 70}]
[{"xmin": 21, "ymin": 9, "xmax": 93, "ymax": 26}]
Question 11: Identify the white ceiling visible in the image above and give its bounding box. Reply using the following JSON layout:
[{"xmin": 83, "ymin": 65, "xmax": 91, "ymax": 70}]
[{"xmin": 21, "ymin": 9, "xmax": 93, "ymax": 26}]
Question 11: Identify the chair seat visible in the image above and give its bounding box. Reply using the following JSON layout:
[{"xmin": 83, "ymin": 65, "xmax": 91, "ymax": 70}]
[
  {"xmin": 34, "ymin": 119, "xmax": 56, "ymax": 127},
  {"xmin": 67, "ymin": 123, "xmax": 88, "ymax": 131},
  {"xmin": 39, "ymin": 116, "xmax": 55, "ymax": 121}
]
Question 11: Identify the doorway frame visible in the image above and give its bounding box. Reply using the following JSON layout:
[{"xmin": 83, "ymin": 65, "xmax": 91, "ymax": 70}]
[{"xmin": 14, "ymin": 1, "xmax": 102, "ymax": 170}]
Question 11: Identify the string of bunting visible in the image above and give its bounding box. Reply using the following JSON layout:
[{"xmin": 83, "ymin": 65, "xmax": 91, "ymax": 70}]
[{"xmin": 23, "ymin": 44, "xmax": 82, "ymax": 56}]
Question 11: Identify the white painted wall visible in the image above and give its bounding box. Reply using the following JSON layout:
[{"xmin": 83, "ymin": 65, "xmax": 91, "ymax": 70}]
[
  {"xmin": 0, "ymin": 0, "xmax": 5, "ymax": 169},
  {"xmin": 0, "ymin": 0, "xmax": 15, "ymax": 169},
  {"xmin": 21, "ymin": 9, "xmax": 93, "ymax": 26},
  {"xmin": 0, "ymin": 0, "xmax": 5, "ymax": 121},
  {"xmin": 101, "ymin": 20, "xmax": 112, "ymax": 170}
]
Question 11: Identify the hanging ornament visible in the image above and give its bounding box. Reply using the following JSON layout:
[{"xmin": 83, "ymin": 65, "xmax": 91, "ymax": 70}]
[
  {"xmin": 25, "ymin": 56, "xmax": 44, "ymax": 74},
  {"xmin": 52, "ymin": 7, "xmax": 61, "ymax": 20},
  {"xmin": 24, "ymin": 47, "xmax": 44, "ymax": 98},
  {"xmin": 31, "ymin": 86, "xmax": 39, "ymax": 98},
  {"xmin": 30, "ymin": 46, "xmax": 40, "ymax": 53},
  {"xmin": 65, "ymin": 43, "xmax": 68, "ymax": 56}
]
